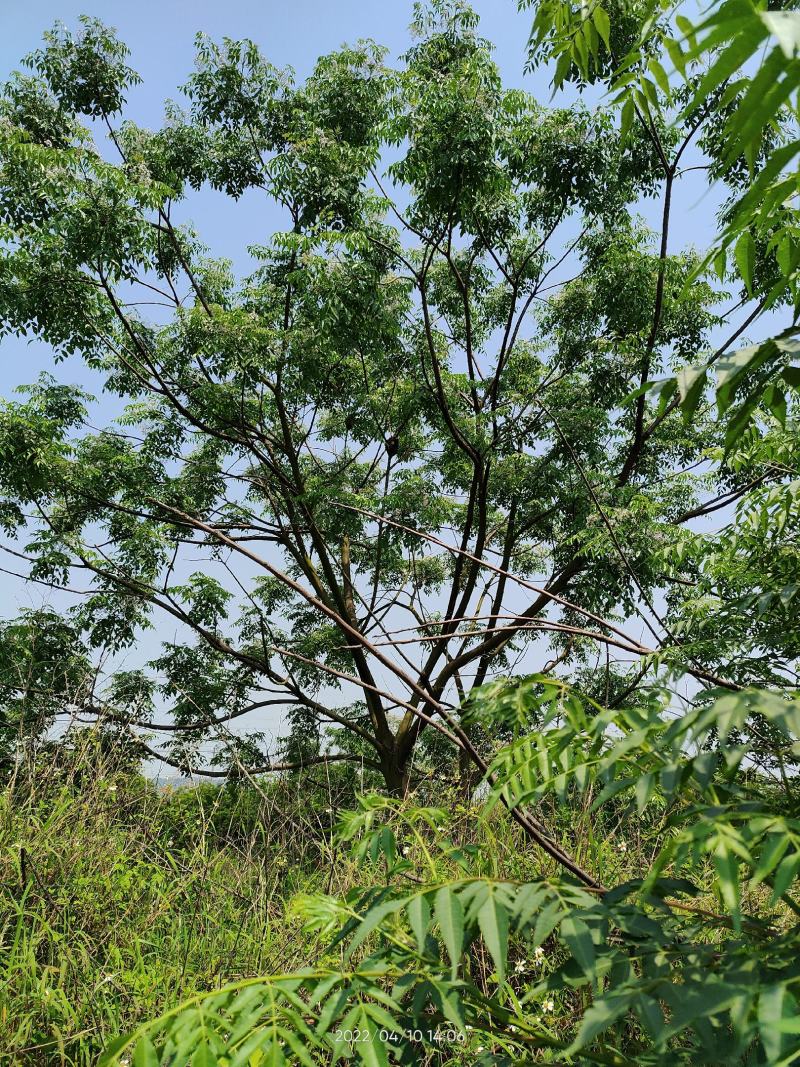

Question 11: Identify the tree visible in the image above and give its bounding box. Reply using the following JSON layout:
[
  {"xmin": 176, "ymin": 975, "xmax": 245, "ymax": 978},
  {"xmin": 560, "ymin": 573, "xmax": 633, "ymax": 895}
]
[
  {"xmin": 0, "ymin": 609, "xmax": 95, "ymax": 774},
  {"xmin": 0, "ymin": 2, "xmax": 795, "ymax": 814}
]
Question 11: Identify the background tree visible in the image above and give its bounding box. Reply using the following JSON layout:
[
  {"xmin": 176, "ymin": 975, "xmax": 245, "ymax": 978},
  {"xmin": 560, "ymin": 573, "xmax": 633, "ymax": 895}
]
[{"xmin": 0, "ymin": 2, "xmax": 795, "ymax": 808}]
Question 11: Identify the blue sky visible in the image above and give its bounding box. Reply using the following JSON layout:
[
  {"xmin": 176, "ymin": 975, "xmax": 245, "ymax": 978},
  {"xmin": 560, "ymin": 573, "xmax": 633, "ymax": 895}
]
[
  {"xmin": 0, "ymin": 1, "xmax": 556, "ymax": 426},
  {"xmin": 0, "ymin": 1, "xmax": 750, "ymax": 412},
  {"xmin": 1, "ymin": 0, "xmax": 730, "ymax": 277},
  {"xmin": 0, "ymin": 0, "xmax": 781, "ymax": 584},
  {"xmin": 0, "ymin": 0, "xmax": 778, "ymax": 620},
  {"xmin": 0, "ymin": 1, "xmax": 565, "ymax": 762}
]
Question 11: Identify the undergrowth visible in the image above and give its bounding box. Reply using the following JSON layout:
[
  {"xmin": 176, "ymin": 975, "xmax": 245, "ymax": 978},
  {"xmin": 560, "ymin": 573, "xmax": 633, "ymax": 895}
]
[{"xmin": 0, "ymin": 731, "xmax": 562, "ymax": 1065}]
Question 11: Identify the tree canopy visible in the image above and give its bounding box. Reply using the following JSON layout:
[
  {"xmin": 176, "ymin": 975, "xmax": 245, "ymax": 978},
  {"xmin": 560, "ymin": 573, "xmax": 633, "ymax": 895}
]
[{"xmin": 0, "ymin": 2, "xmax": 797, "ymax": 804}]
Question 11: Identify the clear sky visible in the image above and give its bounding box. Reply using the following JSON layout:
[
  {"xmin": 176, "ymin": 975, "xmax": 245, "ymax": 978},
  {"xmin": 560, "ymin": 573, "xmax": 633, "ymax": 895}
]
[
  {"xmin": 0, "ymin": 0, "xmax": 782, "ymax": 584},
  {"xmin": 0, "ymin": 1, "xmax": 752, "ymax": 416},
  {"xmin": 0, "ymin": 0, "xmax": 730, "ymax": 283},
  {"xmin": 0, "ymin": 0, "xmax": 545, "ymax": 603}
]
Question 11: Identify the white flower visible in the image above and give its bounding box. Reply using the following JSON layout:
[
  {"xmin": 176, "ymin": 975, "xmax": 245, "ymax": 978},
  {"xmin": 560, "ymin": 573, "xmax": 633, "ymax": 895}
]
[
  {"xmin": 514, "ymin": 960, "xmax": 526, "ymax": 974},
  {"xmin": 618, "ymin": 840, "xmax": 628, "ymax": 853},
  {"xmin": 534, "ymin": 945, "xmax": 545, "ymax": 963},
  {"xmin": 543, "ymin": 998, "xmax": 555, "ymax": 1013}
]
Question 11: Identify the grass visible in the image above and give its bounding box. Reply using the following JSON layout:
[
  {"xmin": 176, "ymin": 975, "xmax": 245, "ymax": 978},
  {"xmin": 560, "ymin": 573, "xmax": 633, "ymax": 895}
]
[
  {"xmin": 0, "ymin": 729, "xmax": 577, "ymax": 1064},
  {"xmin": 0, "ymin": 727, "xmax": 754, "ymax": 1065},
  {"xmin": 0, "ymin": 732, "xmax": 352, "ymax": 1065}
]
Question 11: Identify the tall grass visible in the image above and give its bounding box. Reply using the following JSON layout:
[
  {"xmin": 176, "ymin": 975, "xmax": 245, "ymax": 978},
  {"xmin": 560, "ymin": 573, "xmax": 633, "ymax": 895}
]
[
  {"xmin": 0, "ymin": 728, "xmax": 661, "ymax": 1064},
  {"xmin": 0, "ymin": 731, "xmax": 352, "ymax": 1065}
]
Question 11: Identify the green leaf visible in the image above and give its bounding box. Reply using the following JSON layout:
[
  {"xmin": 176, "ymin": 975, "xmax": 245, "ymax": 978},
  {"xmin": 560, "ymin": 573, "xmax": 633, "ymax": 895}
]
[
  {"xmin": 477, "ymin": 892, "xmax": 509, "ymax": 983},
  {"xmin": 569, "ymin": 993, "xmax": 630, "ymax": 1052},
  {"xmin": 280, "ymin": 1029, "xmax": 316, "ymax": 1067},
  {"xmin": 775, "ymin": 233, "xmax": 795, "ymax": 277},
  {"xmin": 664, "ymin": 37, "xmax": 686, "ymax": 76},
  {"xmin": 407, "ymin": 894, "xmax": 430, "ymax": 953},
  {"xmin": 713, "ymin": 246, "xmax": 727, "ymax": 281},
  {"xmin": 691, "ymin": 750, "xmax": 717, "ymax": 791},
  {"xmin": 192, "ymin": 1044, "xmax": 218, "ymax": 1067},
  {"xmin": 734, "ymin": 231, "xmax": 756, "ymax": 294},
  {"xmin": 553, "ymin": 50, "xmax": 572, "ymax": 90},
  {"xmin": 677, "ymin": 364, "xmax": 708, "ymax": 421},
  {"xmin": 723, "ymin": 49, "xmax": 795, "ymax": 167},
  {"xmin": 765, "ymin": 383, "xmax": 787, "ymax": 426},
  {"xmin": 533, "ymin": 899, "xmax": 562, "ymax": 949},
  {"xmin": 675, "ymin": 13, "xmax": 697, "ymax": 49},
  {"xmin": 770, "ymin": 851, "xmax": 800, "ymax": 904},
  {"xmin": 715, "ymin": 338, "xmax": 780, "ymax": 414},
  {"xmin": 592, "ymin": 7, "xmax": 611, "ymax": 50},
  {"xmin": 635, "ymin": 995, "xmax": 665, "ymax": 1040},
  {"xmin": 759, "ymin": 984, "xmax": 800, "ymax": 1064},
  {"xmin": 435, "ymin": 887, "xmax": 464, "ymax": 979},
  {"xmin": 713, "ymin": 843, "xmax": 741, "ymax": 926},
  {"xmin": 429, "ymin": 978, "xmax": 466, "ymax": 1032},
  {"xmin": 133, "ymin": 1037, "xmax": 159, "ymax": 1067},
  {"xmin": 355, "ymin": 1010, "xmax": 389, "ymax": 1067},
  {"xmin": 560, "ymin": 915, "xmax": 595, "ymax": 975},
  {"xmin": 346, "ymin": 897, "xmax": 406, "ymax": 959},
  {"xmin": 635, "ymin": 772, "xmax": 655, "ymax": 813},
  {"xmin": 686, "ymin": 29, "xmax": 762, "ymax": 115},
  {"xmin": 99, "ymin": 1033, "xmax": 137, "ymax": 1067},
  {"xmin": 648, "ymin": 58, "xmax": 671, "ymax": 96},
  {"xmin": 259, "ymin": 1041, "xmax": 287, "ymax": 1067}
]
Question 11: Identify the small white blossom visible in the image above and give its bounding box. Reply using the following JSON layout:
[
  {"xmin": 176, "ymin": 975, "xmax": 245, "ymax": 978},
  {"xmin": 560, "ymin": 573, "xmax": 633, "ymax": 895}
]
[
  {"xmin": 543, "ymin": 998, "xmax": 555, "ymax": 1013},
  {"xmin": 534, "ymin": 945, "xmax": 545, "ymax": 963}
]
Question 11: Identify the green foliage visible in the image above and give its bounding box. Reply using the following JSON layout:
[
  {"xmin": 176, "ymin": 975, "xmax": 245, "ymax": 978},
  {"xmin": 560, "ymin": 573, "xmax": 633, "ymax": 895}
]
[
  {"xmin": 3, "ymin": 0, "xmax": 781, "ymax": 798},
  {"xmin": 0, "ymin": 735, "xmax": 365, "ymax": 1065},
  {"xmin": 95, "ymin": 685, "xmax": 800, "ymax": 1066},
  {"xmin": 0, "ymin": 608, "xmax": 94, "ymax": 771},
  {"xmin": 521, "ymin": 0, "xmax": 800, "ymax": 445},
  {"xmin": 2, "ymin": 3, "xmax": 800, "ymax": 1063}
]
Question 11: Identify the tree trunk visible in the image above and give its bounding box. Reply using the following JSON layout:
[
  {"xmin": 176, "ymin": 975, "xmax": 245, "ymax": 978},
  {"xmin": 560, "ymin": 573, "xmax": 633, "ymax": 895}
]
[
  {"xmin": 380, "ymin": 750, "xmax": 410, "ymax": 797},
  {"xmin": 459, "ymin": 742, "xmax": 474, "ymax": 801}
]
